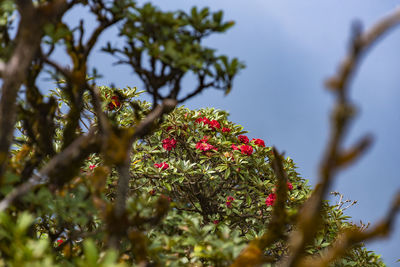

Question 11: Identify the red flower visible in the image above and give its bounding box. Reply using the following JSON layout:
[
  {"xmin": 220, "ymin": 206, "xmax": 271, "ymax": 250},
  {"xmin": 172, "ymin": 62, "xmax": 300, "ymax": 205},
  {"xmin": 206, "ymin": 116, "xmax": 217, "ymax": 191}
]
[
  {"xmin": 56, "ymin": 239, "xmax": 64, "ymax": 246},
  {"xmin": 240, "ymin": 144, "xmax": 253, "ymax": 155},
  {"xmin": 265, "ymin": 193, "xmax": 276, "ymax": 206},
  {"xmin": 195, "ymin": 117, "xmax": 220, "ymax": 131},
  {"xmin": 154, "ymin": 162, "xmax": 169, "ymax": 170},
  {"xmin": 252, "ymin": 138, "xmax": 266, "ymax": 147},
  {"xmin": 238, "ymin": 135, "xmax": 249, "ymax": 144},
  {"xmin": 166, "ymin": 126, "xmax": 173, "ymax": 132},
  {"xmin": 200, "ymin": 136, "xmax": 209, "ymax": 142},
  {"xmin": 195, "ymin": 117, "xmax": 210, "ymax": 125},
  {"xmin": 89, "ymin": 164, "xmax": 96, "ymax": 170},
  {"xmin": 209, "ymin": 120, "xmax": 221, "ymax": 130},
  {"xmin": 231, "ymin": 144, "xmax": 239, "ymax": 151},
  {"xmin": 226, "ymin": 196, "xmax": 235, "ymax": 208},
  {"xmin": 107, "ymin": 96, "xmax": 121, "ymax": 110},
  {"xmin": 287, "ymin": 182, "xmax": 293, "ymax": 191},
  {"xmin": 222, "ymin": 127, "xmax": 231, "ymax": 133},
  {"xmin": 213, "ymin": 220, "xmax": 219, "ymax": 224},
  {"xmin": 227, "ymin": 196, "xmax": 235, "ymax": 202},
  {"xmin": 162, "ymin": 138, "xmax": 177, "ymax": 151}
]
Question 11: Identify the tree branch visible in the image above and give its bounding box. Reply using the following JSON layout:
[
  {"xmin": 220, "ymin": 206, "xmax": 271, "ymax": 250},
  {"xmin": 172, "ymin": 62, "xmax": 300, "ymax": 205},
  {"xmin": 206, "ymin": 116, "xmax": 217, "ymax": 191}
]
[
  {"xmin": 0, "ymin": 0, "xmax": 68, "ymax": 182},
  {"xmin": 281, "ymin": 8, "xmax": 400, "ymax": 267},
  {"xmin": 231, "ymin": 148, "xmax": 289, "ymax": 267},
  {"xmin": 0, "ymin": 61, "xmax": 5, "ymax": 77},
  {"xmin": 326, "ymin": 8, "xmax": 400, "ymax": 92},
  {"xmin": 113, "ymin": 98, "xmax": 177, "ymax": 218},
  {"xmin": 0, "ymin": 128, "xmax": 99, "ymax": 212}
]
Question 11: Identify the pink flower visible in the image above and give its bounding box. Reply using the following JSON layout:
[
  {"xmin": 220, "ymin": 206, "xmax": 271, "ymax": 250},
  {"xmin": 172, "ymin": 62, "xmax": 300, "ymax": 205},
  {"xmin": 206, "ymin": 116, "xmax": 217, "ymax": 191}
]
[
  {"xmin": 265, "ymin": 193, "xmax": 276, "ymax": 206},
  {"xmin": 231, "ymin": 144, "xmax": 239, "ymax": 151},
  {"xmin": 222, "ymin": 127, "xmax": 231, "ymax": 133},
  {"xmin": 162, "ymin": 138, "xmax": 177, "ymax": 151},
  {"xmin": 209, "ymin": 120, "xmax": 221, "ymax": 130},
  {"xmin": 240, "ymin": 145, "xmax": 253, "ymax": 155},
  {"xmin": 252, "ymin": 138, "xmax": 266, "ymax": 147},
  {"xmin": 213, "ymin": 220, "xmax": 219, "ymax": 224},
  {"xmin": 89, "ymin": 164, "xmax": 96, "ymax": 170},
  {"xmin": 287, "ymin": 182, "xmax": 293, "ymax": 191},
  {"xmin": 238, "ymin": 135, "xmax": 249, "ymax": 144},
  {"xmin": 154, "ymin": 162, "xmax": 169, "ymax": 170}
]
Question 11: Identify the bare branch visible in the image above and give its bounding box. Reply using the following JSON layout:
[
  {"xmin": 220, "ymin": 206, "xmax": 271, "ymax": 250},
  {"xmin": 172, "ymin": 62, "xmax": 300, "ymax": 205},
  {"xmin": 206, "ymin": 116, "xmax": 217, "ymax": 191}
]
[
  {"xmin": 326, "ymin": 8, "xmax": 400, "ymax": 92},
  {"xmin": 84, "ymin": 19, "xmax": 120, "ymax": 59},
  {"xmin": 42, "ymin": 55, "xmax": 72, "ymax": 79},
  {"xmin": 334, "ymin": 134, "xmax": 373, "ymax": 169}
]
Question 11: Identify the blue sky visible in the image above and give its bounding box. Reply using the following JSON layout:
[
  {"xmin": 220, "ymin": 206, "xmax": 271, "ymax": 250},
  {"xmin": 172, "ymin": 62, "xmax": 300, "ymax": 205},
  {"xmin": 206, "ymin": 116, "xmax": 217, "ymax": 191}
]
[{"xmin": 57, "ymin": 0, "xmax": 400, "ymax": 264}]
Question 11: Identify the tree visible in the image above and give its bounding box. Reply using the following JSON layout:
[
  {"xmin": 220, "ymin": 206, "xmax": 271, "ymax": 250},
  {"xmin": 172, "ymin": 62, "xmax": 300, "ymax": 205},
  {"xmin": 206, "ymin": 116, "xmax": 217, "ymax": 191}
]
[{"xmin": 0, "ymin": 1, "xmax": 399, "ymax": 266}]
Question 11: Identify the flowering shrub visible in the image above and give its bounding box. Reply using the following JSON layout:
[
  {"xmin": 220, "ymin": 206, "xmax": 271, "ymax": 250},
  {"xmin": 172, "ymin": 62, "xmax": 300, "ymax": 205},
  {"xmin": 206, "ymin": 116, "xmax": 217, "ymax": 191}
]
[
  {"xmin": 2, "ymin": 87, "xmax": 385, "ymax": 266},
  {"xmin": 124, "ymin": 105, "xmax": 384, "ymax": 266}
]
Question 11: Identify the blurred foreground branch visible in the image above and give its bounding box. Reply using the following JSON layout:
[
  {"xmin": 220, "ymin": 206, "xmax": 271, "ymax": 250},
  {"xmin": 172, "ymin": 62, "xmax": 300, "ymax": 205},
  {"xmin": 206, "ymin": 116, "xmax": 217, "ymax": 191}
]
[
  {"xmin": 300, "ymin": 192, "xmax": 400, "ymax": 267},
  {"xmin": 230, "ymin": 7, "xmax": 400, "ymax": 267},
  {"xmin": 282, "ymin": 8, "xmax": 400, "ymax": 267},
  {"xmin": 231, "ymin": 148, "xmax": 289, "ymax": 266}
]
